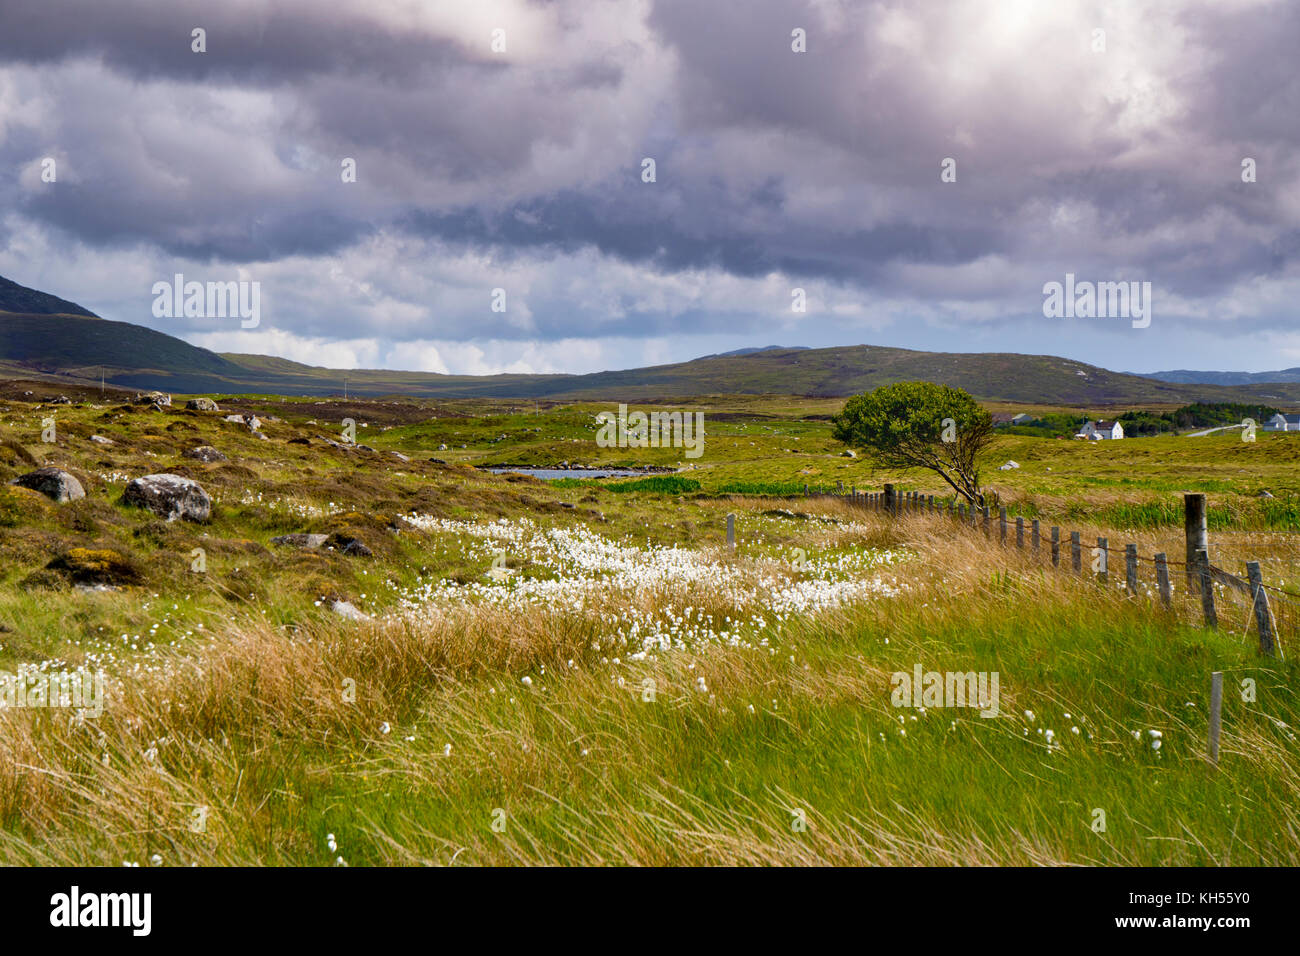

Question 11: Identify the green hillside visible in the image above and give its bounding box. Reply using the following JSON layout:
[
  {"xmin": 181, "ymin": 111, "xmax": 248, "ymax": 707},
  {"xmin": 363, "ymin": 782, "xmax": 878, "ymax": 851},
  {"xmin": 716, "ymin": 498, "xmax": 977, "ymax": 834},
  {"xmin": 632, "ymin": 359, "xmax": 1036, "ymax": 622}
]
[
  {"xmin": 0, "ymin": 275, "xmax": 98, "ymax": 317},
  {"xmin": 0, "ymin": 313, "xmax": 251, "ymax": 386},
  {"xmin": 221, "ymin": 344, "xmax": 1300, "ymax": 406},
  {"xmin": 2, "ymin": 274, "xmax": 1299, "ymax": 405}
]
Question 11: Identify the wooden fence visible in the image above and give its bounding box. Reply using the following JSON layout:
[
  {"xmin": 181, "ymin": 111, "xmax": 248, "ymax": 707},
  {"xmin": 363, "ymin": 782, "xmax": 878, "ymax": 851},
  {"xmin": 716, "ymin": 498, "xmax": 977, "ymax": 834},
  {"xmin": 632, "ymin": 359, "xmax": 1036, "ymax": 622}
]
[{"xmin": 804, "ymin": 484, "xmax": 1288, "ymax": 660}]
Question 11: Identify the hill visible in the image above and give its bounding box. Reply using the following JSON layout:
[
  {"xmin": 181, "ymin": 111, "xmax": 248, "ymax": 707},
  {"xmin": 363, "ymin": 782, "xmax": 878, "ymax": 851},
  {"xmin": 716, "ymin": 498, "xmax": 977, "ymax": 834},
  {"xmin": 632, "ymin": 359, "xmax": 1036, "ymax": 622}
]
[
  {"xmin": 3, "ymin": 273, "xmax": 1300, "ymax": 406},
  {"xmin": 1135, "ymin": 368, "xmax": 1300, "ymax": 386},
  {"xmin": 0, "ymin": 275, "xmax": 98, "ymax": 317}
]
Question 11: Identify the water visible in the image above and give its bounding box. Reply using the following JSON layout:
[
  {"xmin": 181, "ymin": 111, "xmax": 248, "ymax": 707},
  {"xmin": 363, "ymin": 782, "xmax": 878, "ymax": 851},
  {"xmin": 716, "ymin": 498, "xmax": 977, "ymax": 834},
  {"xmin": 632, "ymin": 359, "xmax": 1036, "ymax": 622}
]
[{"xmin": 484, "ymin": 467, "xmax": 655, "ymax": 480}]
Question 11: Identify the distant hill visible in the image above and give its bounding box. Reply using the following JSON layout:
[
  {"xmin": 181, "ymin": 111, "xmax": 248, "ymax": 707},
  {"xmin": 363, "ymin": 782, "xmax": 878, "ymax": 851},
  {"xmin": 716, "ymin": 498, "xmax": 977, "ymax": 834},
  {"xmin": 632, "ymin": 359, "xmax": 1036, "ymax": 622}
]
[
  {"xmin": 700, "ymin": 345, "xmax": 810, "ymax": 359},
  {"xmin": 4, "ymin": 273, "xmax": 1300, "ymax": 406},
  {"xmin": 0, "ymin": 275, "xmax": 98, "ymax": 317},
  {"xmin": 1134, "ymin": 368, "xmax": 1300, "ymax": 386}
]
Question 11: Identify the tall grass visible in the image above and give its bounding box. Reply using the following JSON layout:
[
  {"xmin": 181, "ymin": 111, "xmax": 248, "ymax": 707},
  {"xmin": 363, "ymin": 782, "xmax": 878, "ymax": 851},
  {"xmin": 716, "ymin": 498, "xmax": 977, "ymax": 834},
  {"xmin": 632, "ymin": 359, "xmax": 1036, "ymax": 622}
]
[{"xmin": 1, "ymin": 505, "xmax": 1295, "ymax": 866}]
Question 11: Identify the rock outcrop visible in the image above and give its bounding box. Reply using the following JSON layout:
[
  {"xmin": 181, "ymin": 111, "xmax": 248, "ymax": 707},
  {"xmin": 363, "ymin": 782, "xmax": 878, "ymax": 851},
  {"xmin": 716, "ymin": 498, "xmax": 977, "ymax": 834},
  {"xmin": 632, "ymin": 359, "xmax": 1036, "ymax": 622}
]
[
  {"xmin": 122, "ymin": 474, "xmax": 211, "ymax": 521},
  {"xmin": 10, "ymin": 467, "xmax": 85, "ymax": 502}
]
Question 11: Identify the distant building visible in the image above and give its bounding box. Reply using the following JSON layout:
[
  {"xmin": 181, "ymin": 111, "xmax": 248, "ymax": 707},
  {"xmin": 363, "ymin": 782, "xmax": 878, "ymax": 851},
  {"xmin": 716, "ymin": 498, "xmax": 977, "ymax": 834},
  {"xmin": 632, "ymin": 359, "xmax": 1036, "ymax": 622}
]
[
  {"xmin": 992, "ymin": 412, "xmax": 1035, "ymax": 428},
  {"xmin": 1076, "ymin": 420, "xmax": 1124, "ymax": 440},
  {"xmin": 1263, "ymin": 413, "xmax": 1300, "ymax": 432}
]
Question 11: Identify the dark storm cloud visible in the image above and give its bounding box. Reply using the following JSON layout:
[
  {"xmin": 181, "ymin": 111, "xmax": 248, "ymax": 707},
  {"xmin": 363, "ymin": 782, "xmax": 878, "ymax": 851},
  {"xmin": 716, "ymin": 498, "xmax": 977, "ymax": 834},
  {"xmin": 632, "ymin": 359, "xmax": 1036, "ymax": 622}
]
[
  {"xmin": 0, "ymin": 0, "xmax": 1297, "ymax": 354},
  {"xmin": 0, "ymin": 0, "xmax": 467, "ymax": 84}
]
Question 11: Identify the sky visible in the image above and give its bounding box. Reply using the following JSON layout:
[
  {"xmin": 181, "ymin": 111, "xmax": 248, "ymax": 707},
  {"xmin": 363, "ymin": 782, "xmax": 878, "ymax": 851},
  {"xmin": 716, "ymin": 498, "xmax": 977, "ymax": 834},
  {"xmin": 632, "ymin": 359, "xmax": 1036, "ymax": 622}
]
[{"xmin": 1, "ymin": 0, "xmax": 1298, "ymax": 376}]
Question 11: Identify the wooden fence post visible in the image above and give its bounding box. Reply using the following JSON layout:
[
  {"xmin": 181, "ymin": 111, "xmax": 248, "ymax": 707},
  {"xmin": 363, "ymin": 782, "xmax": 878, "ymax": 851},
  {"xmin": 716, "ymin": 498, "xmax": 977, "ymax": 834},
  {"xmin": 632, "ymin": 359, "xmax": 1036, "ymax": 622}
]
[
  {"xmin": 884, "ymin": 483, "xmax": 896, "ymax": 518},
  {"xmin": 1197, "ymin": 547, "xmax": 1217, "ymax": 628},
  {"xmin": 982, "ymin": 507, "xmax": 990, "ymax": 537},
  {"xmin": 726, "ymin": 513, "xmax": 735, "ymax": 551},
  {"xmin": 999, "ymin": 507, "xmax": 1007, "ymax": 545},
  {"xmin": 1097, "ymin": 537, "xmax": 1108, "ymax": 585},
  {"xmin": 1185, "ymin": 493, "xmax": 1208, "ymax": 593},
  {"xmin": 1208, "ymin": 671, "xmax": 1223, "ymax": 765},
  {"xmin": 1051, "ymin": 526, "xmax": 1060, "ymax": 567},
  {"xmin": 1031, "ymin": 519, "xmax": 1040, "ymax": 553},
  {"xmin": 1246, "ymin": 561, "xmax": 1279, "ymax": 658},
  {"xmin": 1070, "ymin": 531, "xmax": 1082, "ymax": 573},
  {"xmin": 1016, "ymin": 516, "xmax": 1024, "ymax": 549},
  {"xmin": 1154, "ymin": 553, "xmax": 1172, "ymax": 607},
  {"xmin": 1125, "ymin": 544, "xmax": 1138, "ymax": 596}
]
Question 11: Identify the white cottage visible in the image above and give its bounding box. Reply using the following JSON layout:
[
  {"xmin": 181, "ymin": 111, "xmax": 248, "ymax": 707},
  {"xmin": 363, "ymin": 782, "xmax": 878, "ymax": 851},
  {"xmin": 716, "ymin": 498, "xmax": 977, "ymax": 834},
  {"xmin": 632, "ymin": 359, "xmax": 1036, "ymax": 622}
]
[
  {"xmin": 1076, "ymin": 420, "xmax": 1124, "ymax": 440},
  {"xmin": 1263, "ymin": 413, "xmax": 1300, "ymax": 432}
]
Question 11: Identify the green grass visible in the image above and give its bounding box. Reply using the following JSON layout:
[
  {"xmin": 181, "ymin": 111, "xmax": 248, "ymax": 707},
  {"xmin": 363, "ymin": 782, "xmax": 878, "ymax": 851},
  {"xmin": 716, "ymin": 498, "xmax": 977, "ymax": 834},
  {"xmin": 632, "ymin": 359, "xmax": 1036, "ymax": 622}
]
[{"xmin": 0, "ymin": 388, "xmax": 1297, "ymax": 865}]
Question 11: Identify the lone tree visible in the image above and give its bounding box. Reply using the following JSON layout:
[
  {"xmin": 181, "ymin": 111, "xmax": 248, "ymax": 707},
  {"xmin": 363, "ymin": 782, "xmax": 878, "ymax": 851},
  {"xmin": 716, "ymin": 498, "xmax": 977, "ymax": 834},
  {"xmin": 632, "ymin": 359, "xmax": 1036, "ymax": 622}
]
[{"xmin": 831, "ymin": 381, "xmax": 994, "ymax": 506}]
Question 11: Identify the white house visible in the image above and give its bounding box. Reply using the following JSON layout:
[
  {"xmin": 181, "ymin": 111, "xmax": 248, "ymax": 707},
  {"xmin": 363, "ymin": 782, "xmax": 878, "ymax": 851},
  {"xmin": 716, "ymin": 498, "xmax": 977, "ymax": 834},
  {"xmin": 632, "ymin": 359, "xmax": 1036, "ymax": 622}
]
[
  {"xmin": 1076, "ymin": 420, "xmax": 1124, "ymax": 440},
  {"xmin": 1263, "ymin": 413, "xmax": 1300, "ymax": 432}
]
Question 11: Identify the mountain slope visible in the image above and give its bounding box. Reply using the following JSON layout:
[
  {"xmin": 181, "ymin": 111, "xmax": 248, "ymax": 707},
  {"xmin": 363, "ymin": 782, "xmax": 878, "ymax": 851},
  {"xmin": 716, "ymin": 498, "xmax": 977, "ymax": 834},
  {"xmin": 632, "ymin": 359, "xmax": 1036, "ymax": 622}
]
[
  {"xmin": 0, "ymin": 313, "xmax": 253, "ymax": 386},
  {"xmin": 3, "ymin": 274, "xmax": 1300, "ymax": 405},
  {"xmin": 0, "ymin": 275, "xmax": 98, "ymax": 317}
]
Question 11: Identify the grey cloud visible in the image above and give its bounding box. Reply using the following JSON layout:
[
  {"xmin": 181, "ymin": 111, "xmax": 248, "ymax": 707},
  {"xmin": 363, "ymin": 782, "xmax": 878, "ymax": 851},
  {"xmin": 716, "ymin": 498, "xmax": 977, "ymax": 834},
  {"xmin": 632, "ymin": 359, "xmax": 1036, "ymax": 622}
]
[{"xmin": 0, "ymin": 0, "xmax": 1296, "ymax": 354}]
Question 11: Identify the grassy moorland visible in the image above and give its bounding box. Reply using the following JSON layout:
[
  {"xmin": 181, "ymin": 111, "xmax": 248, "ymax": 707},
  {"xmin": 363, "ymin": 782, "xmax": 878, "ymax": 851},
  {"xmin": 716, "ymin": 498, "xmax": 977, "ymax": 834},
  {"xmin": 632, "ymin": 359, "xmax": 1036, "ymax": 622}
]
[{"xmin": 0, "ymin": 384, "xmax": 1296, "ymax": 865}]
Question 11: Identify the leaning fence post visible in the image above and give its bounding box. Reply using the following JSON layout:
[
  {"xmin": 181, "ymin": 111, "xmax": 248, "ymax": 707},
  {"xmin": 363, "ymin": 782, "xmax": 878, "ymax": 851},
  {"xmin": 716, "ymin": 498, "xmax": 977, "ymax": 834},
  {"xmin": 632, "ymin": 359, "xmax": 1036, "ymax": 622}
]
[
  {"xmin": 1185, "ymin": 493, "xmax": 1208, "ymax": 594},
  {"xmin": 1246, "ymin": 561, "xmax": 1279, "ymax": 658},
  {"xmin": 726, "ymin": 513, "xmax": 735, "ymax": 551},
  {"xmin": 1125, "ymin": 544, "xmax": 1138, "ymax": 595},
  {"xmin": 1016, "ymin": 516, "xmax": 1024, "ymax": 549},
  {"xmin": 1051, "ymin": 526, "xmax": 1060, "ymax": 567},
  {"xmin": 1197, "ymin": 547, "xmax": 1217, "ymax": 628},
  {"xmin": 1070, "ymin": 531, "xmax": 1082, "ymax": 573},
  {"xmin": 1208, "ymin": 671, "xmax": 1223, "ymax": 765},
  {"xmin": 1154, "ymin": 553, "xmax": 1172, "ymax": 607}
]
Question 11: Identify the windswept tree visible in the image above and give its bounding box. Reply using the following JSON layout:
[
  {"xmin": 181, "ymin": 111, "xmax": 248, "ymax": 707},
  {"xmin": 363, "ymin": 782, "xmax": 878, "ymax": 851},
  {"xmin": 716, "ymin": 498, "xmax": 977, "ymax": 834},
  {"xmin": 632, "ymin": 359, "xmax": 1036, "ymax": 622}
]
[{"xmin": 831, "ymin": 381, "xmax": 994, "ymax": 506}]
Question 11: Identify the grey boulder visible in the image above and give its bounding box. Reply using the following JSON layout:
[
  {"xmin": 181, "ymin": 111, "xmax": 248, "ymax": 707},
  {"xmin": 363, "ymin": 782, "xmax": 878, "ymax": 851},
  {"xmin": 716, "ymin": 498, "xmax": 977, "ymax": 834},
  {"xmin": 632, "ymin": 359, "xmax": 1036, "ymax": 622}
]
[
  {"xmin": 123, "ymin": 474, "xmax": 211, "ymax": 522},
  {"xmin": 10, "ymin": 468, "xmax": 85, "ymax": 502},
  {"xmin": 270, "ymin": 533, "xmax": 328, "ymax": 549},
  {"xmin": 183, "ymin": 445, "xmax": 227, "ymax": 463}
]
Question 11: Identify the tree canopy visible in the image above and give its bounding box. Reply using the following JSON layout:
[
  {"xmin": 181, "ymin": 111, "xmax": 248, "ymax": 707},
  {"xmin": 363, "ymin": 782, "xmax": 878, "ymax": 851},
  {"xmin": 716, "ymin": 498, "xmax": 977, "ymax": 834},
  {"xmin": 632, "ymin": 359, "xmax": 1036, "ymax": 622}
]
[{"xmin": 831, "ymin": 381, "xmax": 994, "ymax": 505}]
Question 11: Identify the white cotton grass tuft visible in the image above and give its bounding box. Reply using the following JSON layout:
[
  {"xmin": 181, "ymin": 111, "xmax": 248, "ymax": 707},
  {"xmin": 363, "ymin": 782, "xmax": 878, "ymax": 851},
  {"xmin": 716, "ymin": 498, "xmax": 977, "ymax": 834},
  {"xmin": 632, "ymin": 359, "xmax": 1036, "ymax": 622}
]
[{"xmin": 388, "ymin": 516, "xmax": 909, "ymax": 657}]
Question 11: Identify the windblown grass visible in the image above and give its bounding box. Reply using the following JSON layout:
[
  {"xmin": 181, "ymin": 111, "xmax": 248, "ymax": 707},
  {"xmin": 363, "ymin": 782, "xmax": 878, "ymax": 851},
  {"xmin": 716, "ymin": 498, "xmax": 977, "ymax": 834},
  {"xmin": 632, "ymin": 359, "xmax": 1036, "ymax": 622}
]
[{"xmin": 1, "ymin": 503, "xmax": 1294, "ymax": 866}]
